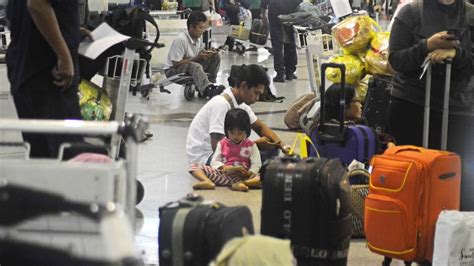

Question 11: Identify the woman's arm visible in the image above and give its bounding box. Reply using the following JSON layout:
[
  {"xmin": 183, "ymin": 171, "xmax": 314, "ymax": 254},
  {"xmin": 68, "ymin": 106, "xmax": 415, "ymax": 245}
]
[{"xmin": 388, "ymin": 15, "xmax": 429, "ymax": 73}]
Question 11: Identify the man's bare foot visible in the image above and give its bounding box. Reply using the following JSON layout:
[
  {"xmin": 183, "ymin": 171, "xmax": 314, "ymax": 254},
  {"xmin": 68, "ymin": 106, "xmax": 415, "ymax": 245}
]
[
  {"xmin": 193, "ymin": 181, "xmax": 216, "ymax": 190},
  {"xmin": 244, "ymin": 178, "xmax": 262, "ymax": 189},
  {"xmin": 230, "ymin": 182, "xmax": 249, "ymax": 192}
]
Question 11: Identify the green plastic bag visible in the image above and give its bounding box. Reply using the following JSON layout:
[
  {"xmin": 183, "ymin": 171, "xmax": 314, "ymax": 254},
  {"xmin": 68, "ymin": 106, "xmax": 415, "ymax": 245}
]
[{"xmin": 78, "ymin": 80, "xmax": 113, "ymax": 121}]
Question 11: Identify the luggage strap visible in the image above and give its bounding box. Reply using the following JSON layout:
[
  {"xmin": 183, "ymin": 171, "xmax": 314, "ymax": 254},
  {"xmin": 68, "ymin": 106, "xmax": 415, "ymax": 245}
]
[
  {"xmin": 172, "ymin": 208, "xmax": 192, "ymax": 266},
  {"xmin": 292, "ymin": 214, "xmax": 352, "ymax": 260},
  {"xmin": 292, "ymin": 245, "xmax": 350, "ymax": 260},
  {"xmin": 222, "ymin": 93, "xmax": 235, "ymax": 109}
]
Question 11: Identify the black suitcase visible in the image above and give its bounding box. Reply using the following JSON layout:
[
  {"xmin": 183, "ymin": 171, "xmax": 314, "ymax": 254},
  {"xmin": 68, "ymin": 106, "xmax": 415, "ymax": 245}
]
[
  {"xmin": 261, "ymin": 156, "xmax": 352, "ymax": 266},
  {"xmin": 249, "ymin": 19, "xmax": 269, "ymax": 45},
  {"xmin": 158, "ymin": 194, "xmax": 254, "ymax": 266},
  {"xmin": 362, "ymin": 75, "xmax": 393, "ymax": 133}
]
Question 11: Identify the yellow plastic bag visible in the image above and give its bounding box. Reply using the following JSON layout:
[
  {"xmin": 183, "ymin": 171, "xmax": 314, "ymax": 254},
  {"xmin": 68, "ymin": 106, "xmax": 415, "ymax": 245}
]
[
  {"xmin": 365, "ymin": 32, "xmax": 395, "ymax": 76},
  {"xmin": 78, "ymin": 80, "xmax": 113, "ymax": 121},
  {"xmin": 289, "ymin": 133, "xmax": 320, "ymax": 158},
  {"xmin": 332, "ymin": 15, "xmax": 381, "ymax": 55},
  {"xmin": 355, "ymin": 74, "xmax": 371, "ymax": 103},
  {"xmin": 326, "ymin": 55, "xmax": 366, "ymax": 85}
]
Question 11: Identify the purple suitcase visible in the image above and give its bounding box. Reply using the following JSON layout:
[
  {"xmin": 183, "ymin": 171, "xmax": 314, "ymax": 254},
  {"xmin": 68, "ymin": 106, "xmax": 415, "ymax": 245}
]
[{"xmin": 307, "ymin": 63, "xmax": 378, "ymax": 165}]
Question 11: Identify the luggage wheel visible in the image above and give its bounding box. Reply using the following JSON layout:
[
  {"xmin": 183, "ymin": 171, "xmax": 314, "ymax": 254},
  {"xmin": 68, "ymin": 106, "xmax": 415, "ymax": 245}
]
[
  {"xmin": 236, "ymin": 44, "xmax": 245, "ymax": 55},
  {"xmin": 184, "ymin": 83, "xmax": 195, "ymax": 101}
]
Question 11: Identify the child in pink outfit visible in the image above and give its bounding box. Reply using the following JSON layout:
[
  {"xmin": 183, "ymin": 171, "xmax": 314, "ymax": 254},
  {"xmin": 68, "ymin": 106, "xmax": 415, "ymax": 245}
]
[{"xmin": 189, "ymin": 109, "xmax": 261, "ymax": 192}]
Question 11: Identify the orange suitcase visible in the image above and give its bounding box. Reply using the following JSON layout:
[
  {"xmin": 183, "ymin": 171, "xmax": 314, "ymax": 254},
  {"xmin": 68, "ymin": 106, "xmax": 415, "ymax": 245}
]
[
  {"xmin": 364, "ymin": 61, "xmax": 462, "ymax": 264},
  {"xmin": 365, "ymin": 146, "xmax": 461, "ymax": 262}
]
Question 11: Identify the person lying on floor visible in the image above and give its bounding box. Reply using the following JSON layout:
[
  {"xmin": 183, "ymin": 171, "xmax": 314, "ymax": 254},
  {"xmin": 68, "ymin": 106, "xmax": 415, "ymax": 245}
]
[
  {"xmin": 163, "ymin": 11, "xmax": 225, "ymax": 98},
  {"xmin": 189, "ymin": 109, "xmax": 262, "ymax": 192},
  {"xmin": 185, "ymin": 64, "xmax": 290, "ymax": 170}
]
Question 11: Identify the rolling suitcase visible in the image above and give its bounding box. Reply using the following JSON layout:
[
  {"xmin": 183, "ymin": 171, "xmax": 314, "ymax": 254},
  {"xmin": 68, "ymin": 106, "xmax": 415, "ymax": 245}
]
[
  {"xmin": 158, "ymin": 194, "xmax": 254, "ymax": 266},
  {"xmin": 261, "ymin": 156, "xmax": 352, "ymax": 266},
  {"xmin": 364, "ymin": 61, "xmax": 461, "ymax": 264},
  {"xmin": 307, "ymin": 63, "xmax": 378, "ymax": 165}
]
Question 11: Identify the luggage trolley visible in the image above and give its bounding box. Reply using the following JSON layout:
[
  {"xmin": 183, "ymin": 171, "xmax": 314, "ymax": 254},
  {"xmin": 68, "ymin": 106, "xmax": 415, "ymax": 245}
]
[
  {"xmin": 0, "ymin": 114, "xmax": 149, "ymax": 226},
  {"xmin": 293, "ymin": 26, "xmax": 338, "ymax": 129}
]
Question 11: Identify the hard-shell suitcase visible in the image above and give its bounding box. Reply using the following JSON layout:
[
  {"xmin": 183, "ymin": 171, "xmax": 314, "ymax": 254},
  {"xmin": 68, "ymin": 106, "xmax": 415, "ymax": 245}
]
[
  {"xmin": 158, "ymin": 194, "xmax": 254, "ymax": 266},
  {"xmin": 249, "ymin": 19, "xmax": 268, "ymax": 45},
  {"xmin": 261, "ymin": 156, "xmax": 352, "ymax": 266},
  {"xmin": 362, "ymin": 75, "xmax": 392, "ymax": 133},
  {"xmin": 364, "ymin": 61, "xmax": 461, "ymax": 264},
  {"xmin": 307, "ymin": 63, "xmax": 378, "ymax": 165}
]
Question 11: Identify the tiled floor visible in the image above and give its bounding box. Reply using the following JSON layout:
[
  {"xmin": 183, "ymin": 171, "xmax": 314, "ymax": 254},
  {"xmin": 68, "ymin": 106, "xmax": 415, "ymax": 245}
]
[{"xmin": 0, "ymin": 23, "xmax": 407, "ymax": 265}]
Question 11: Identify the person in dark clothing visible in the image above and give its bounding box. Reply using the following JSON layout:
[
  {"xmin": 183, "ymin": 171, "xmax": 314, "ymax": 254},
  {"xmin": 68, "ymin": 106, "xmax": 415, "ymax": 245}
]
[
  {"xmin": 6, "ymin": 0, "xmax": 84, "ymax": 158},
  {"xmin": 222, "ymin": 0, "xmax": 243, "ymax": 51},
  {"xmin": 261, "ymin": 0, "xmax": 302, "ymax": 82},
  {"xmin": 388, "ymin": 0, "xmax": 474, "ymax": 211}
]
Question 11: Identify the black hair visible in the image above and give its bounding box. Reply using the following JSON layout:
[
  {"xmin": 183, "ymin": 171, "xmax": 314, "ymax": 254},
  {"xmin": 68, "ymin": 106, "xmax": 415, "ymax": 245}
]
[
  {"xmin": 234, "ymin": 64, "xmax": 270, "ymax": 90},
  {"xmin": 324, "ymin": 83, "xmax": 357, "ymax": 122},
  {"xmin": 187, "ymin": 11, "xmax": 208, "ymax": 29},
  {"xmin": 224, "ymin": 109, "xmax": 252, "ymax": 139}
]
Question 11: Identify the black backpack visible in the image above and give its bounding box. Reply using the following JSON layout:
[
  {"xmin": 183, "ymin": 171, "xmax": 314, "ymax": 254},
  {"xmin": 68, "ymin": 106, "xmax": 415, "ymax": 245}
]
[{"xmin": 107, "ymin": 6, "xmax": 160, "ymax": 53}]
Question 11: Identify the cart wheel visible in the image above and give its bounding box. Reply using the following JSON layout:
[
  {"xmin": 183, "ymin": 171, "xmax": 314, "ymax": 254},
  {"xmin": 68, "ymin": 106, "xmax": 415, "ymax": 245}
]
[
  {"xmin": 136, "ymin": 180, "xmax": 145, "ymax": 205},
  {"xmin": 184, "ymin": 84, "xmax": 195, "ymax": 101},
  {"xmin": 236, "ymin": 44, "xmax": 246, "ymax": 55}
]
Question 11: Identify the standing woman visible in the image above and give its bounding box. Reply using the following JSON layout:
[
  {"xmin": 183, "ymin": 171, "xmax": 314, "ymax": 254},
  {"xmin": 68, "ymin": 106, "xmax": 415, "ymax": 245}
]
[{"xmin": 388, "ymin": 0, "xmax": 474, "ymax": 210}]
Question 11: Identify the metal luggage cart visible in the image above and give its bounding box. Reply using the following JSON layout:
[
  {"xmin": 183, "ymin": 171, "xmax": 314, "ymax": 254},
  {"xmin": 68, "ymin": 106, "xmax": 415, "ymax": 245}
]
[
  {"xmin": 0, "ymin": 115, "xmax": 149, "ymax": 226},
  {"xmin": 293, "ymin": 26, "xmax": 339, "ymax": 128}
]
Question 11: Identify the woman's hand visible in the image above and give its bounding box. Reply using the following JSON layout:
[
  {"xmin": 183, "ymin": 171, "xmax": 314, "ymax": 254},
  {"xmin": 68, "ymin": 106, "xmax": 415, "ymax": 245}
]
[
  {"xmin": 428, "ymin": 48, "xmax": 456, "ymax": 64},
  {"xmin": 427, "ymin": 31, "xmax": 459, "ymax": 51}
]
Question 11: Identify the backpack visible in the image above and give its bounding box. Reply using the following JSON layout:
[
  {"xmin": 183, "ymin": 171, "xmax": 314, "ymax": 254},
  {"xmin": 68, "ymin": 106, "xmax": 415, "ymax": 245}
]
[
  {"xmin": 106, "ymin": 6, "xmax": 160, "ymax": 53},
  {"xmin": 228, "ymin": 65, "xmax": 285, "ymax": 102}
]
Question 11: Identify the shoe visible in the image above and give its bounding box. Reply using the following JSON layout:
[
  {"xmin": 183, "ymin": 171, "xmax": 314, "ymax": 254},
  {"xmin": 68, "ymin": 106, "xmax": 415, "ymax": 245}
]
[
  {"xmin": 286, "ymin": 73, "xmax": 298, "ymax": 81},
  {"xmin": 204, "ymin": 84, "xmax": 226, "ymax": 99},
  {"xmin": 273, "ymin": 74, "xmax": 285, "ymax": 83}
]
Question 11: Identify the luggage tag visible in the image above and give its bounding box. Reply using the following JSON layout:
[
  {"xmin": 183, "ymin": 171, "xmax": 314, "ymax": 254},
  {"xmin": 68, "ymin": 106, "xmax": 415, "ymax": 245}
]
[{"xmin": 419, "ymin": 57, "xmax": 430, "ymax": 80}]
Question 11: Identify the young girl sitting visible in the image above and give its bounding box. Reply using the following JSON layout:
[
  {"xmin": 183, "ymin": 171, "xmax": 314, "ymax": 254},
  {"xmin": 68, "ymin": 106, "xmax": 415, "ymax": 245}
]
[{"xmin": 189, "ymin": 109, "xmax": 261, "ymax": 192}]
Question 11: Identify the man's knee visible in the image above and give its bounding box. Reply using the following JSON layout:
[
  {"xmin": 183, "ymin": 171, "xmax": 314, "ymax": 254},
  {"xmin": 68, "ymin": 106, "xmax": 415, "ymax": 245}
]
[{"xmin": 186, "ymin": 62, "xmax": 205, "ymax": 73}]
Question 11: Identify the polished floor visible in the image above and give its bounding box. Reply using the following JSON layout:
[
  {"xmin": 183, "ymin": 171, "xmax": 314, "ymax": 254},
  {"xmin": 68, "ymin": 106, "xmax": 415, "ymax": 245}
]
[{"xmin": 0, "ymin": 23, "xmax": 407, "ymax": 265}]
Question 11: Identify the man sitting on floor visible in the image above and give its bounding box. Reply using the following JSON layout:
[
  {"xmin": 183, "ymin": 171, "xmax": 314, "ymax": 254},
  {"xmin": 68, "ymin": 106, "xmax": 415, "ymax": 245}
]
[
  {"xmin": 186, "ymin": 64, "xmax": 290, "ymax": 167},
  {"xmin": 164, "ymin": 11, "xmax": 224, "ymax": 98}
]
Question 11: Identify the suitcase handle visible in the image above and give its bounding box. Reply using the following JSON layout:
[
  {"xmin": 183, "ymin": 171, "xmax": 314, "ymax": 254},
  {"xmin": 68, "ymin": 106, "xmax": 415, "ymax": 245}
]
[
  {"xmin": 318, "ymin": 63, "xmax": 346, "ymax": 142},
  {"xmin": 389, "ymin": 145, "xmax": 425, "ymax": 154},
  {"xmin": 423, "ymin": 59, "xmax": 452, "ymax": 150}
]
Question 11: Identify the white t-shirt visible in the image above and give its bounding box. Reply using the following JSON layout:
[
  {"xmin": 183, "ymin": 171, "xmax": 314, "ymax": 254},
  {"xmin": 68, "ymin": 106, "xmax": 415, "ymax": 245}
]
[
  {"xmin": 164, "ymin": 30, "xmax": 204, "ymax": 70},
  {"xmin": 186, "ymin": 88, "xmax": 258, "ymax": 164}
]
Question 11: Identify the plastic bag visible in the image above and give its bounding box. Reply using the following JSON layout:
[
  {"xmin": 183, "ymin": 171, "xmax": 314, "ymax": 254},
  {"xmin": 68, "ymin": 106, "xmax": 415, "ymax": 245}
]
[
  {"xmin": 326, "ymin": 55, "xmax": 366, "ymax": 85},
  {"xmin": 332, "ymin": 15, "xmax": 380, "ymax": 55},
  {"xmin": 78, "ymin": 80, "xmax": 113, "ymax": 121},
  {"xmin": 365, "ymin": 32, "xmax": 395, "ymax": 76},
  {"xmin": 355, "ymin": 74, "xmax": 371, "ymax": 102}
]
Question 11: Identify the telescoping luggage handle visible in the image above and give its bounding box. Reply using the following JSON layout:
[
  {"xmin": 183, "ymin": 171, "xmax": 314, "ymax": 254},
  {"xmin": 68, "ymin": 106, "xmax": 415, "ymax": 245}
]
[
  {"xmin": 318, "ymin": 63, "xmax": 347, "ymax": 143},
  {"xmin": 423, "ymin": 59, "xmax": 452, "ymax": 150}
]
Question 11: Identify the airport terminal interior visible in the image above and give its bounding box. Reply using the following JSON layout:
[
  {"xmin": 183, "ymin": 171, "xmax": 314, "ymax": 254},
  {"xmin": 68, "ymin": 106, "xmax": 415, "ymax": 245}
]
[{"xmin": 1, "ymin": 0, "xmax": 471, "ymax": 265}]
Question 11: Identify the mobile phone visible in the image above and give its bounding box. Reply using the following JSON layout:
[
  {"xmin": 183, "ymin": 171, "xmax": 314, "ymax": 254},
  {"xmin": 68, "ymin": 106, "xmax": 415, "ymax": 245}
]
[{"xmin": 447, "ymin": 27, "xmax": 464, "ymax": 40}]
